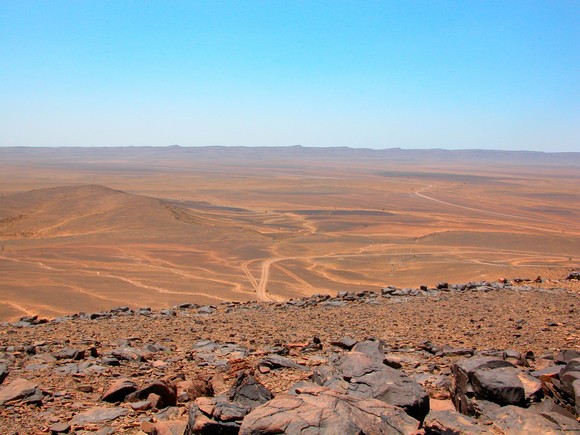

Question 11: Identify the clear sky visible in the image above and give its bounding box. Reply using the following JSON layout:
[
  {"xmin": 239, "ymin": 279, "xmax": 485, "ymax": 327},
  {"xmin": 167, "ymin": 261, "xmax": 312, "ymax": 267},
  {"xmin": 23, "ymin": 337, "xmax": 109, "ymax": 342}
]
[{"xmin": 0, "ymin": 1, "xmax": 578, "ymax": 151}]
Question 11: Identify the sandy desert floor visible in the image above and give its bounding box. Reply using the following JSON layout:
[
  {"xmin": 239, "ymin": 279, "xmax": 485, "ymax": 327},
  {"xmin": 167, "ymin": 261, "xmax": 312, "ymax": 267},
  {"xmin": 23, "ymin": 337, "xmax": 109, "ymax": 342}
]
[{"xmin": 0, "ymin": 147, "xmax": 579, "ymax": 320}]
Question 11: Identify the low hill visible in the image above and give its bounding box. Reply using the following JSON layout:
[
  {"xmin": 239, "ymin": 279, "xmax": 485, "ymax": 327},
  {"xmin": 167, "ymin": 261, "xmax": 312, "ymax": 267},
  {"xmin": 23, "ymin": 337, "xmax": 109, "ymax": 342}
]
[{"xmin": 0, "ymin": 184, "xmax": 191, "ymax": 240}]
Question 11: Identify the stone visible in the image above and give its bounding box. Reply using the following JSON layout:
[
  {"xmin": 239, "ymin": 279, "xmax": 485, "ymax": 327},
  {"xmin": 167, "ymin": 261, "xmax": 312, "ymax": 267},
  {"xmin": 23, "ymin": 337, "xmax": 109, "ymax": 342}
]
[
  {"xmin": 329, "ymin": 337, "xmax": 358, "ymax": 350},
  {"xmin": 453, "ymin": 356, "xmax": 515, "ymax": 392},
  {"xmin": 70, "ymin": 406, "xmax": 127, "ymax": 424},
  {"xmin": 0, "ymin": 377, "xmax": 40, "ymax": 405},
  {"xmin": 313, "ymin": 348, "xmax": 429, "ymax": 421},
  {"xmin": 561, "ymin": 357, "xmax": 580, "ymax": 377},
  {"xmin": 101, "ymin": 378, "xmax": 138, "ymax": 403},
  {"xmin": 53, "ymin": 348, "xmax": 85, "ymax": 360},
  {"xmin": 488, "ymin": 405, "xmax": 564, "ymax": 434},
  {"xmin": 554, "ymin": 349, "xmax": 580, "ymax": 365},
  {"xmin": 531, "ymin": 365, "xmax": 563, "ymax": 380},
  {"xmin": 472, "ymin": 367, "xmax": 525, "ymax": 406},
  {"xmin": 0, "ymin": 363, "xmax": 8, "ymax": 385},
  {"xmin": 258, "ymin": 354, "xmax": 307, "ymax": 371},
  {"xmin": 129, "ymin": 400, "xmax": 151, "ymax": 411},
  {"xmin": 517, "ymin": 371, "xmax": 543, "ymax": 402},
  {"xmin": 49, "ymin": 422, "xmax": 70, "ymax": 433},
  {"xmin": 126, "ymin": 380, "xmax": 177, "ymax": 408},
  {"xmin": 227, "ymin": 371, "xmax": 273, "ymax": 410},
  {"xmin": 176, "ymin": 377, "xmax": 214, "ymax": 402},
  {"xmin": 151, "ymin": 420, "xmax": 188, "ymax": 435},
  {"xmin": 423, "ymin": 410, "xmax": 494, "ymax": 434},
  {"xmin": 540, "ymin": 411, "xmax": 580, "ymax": 432},
  {"xmin": 184, "ymin": 396, "xmax": 251, "ymax": 434},
  {"xmin": 574, "ymin": 379, "xmax": 580, "ymax": 416},
  {"xmin": 565, "ymin": 271, "xmax": 580, "ymax": 280},
  {"xmin": 351, "ymin": 339, "xmax": 384, "ymax": 361},
  {"xmin": 240, "ymin": 384, "xmax": 419, "ymax": 434}
]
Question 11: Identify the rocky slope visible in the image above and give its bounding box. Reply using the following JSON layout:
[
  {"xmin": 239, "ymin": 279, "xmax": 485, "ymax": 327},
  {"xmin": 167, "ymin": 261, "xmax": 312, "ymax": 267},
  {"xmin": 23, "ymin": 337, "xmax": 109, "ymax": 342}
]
[{"xmin": 0, "ymin": 273, "xmax": 579, "ymax": 434}]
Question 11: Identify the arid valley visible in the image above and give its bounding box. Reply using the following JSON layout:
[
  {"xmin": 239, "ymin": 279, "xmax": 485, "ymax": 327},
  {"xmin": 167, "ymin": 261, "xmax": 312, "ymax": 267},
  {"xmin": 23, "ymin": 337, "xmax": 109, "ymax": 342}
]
[{"xmin": 1, "ymin": 146, "xmax": 579, "ymax": 321}]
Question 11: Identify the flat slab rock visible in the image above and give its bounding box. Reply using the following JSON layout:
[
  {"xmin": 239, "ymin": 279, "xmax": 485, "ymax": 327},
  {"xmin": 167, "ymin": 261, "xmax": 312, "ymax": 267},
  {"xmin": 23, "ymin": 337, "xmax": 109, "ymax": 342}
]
[
  {"xmin": 70, "ymin": 406, "xmax": 127, "ymax": 425},
  {"xmin": 488, "ymin": 405, "xmax": 569, "ymax": 434},
  {"xmin": 423, "ymin": 410, "xmax": 495, "ymax": 434},
  {"xmin": 240, "ymin": 384, "xmax": 420, "ymax": 434},
  {"xmin": 0, "ymin": 377, "xmax": 39, "ymax": 405}
]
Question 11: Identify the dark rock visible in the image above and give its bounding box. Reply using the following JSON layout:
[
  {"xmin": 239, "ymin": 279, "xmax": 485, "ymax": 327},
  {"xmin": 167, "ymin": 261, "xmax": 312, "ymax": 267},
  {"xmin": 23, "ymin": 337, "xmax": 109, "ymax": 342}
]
[
  {"xmin": 555, "ymin": 349, "xmax": 580, "ymax": 365},
  {"xmin": 574, "ymin": 379, "xmax": 580, "ymax": 416},
  {"xmin": 0, "ymin": 363, "xmax": 8, "ymax": 385},
  {"xmin": 0, "ymin": 377, "xmax": 40, "ymax": 405},
  {"xmin": 53, "ymin": 348, "xmax": 85, "ymax": 360},
  {"xmin": 49, "ymin": 422, "xmax": 70, "ymax": 434},
  {"xmin": 423, "ymin": 409, "xmax": 493, "ymax": 434},
  {"xmin": 438, "ymin": 345, "xmax": 474, "ymax": 357},
  {"xmin": 126, "ymin": 380, "xmax": 177, "ymax": 408},
  {"xmin": 239, "ymin": 384, "xmax": 419, "ymax": 435},
  {"xmin": 351, "ymin": 339, "xmax": 383, "ymax": 360},
  {"xmin": 227, "ymin": 371, "xmax": 273, "ymax": 410},
  {"xmin": 419, "ymin": 341, "xmax": 440, "ymax": 354},
  {"xmin": 453, "ymin": 356, "xmax": 515, "ymax": 392},
  {"xmin": 101, "ymin": 357, "xmax": 120, "ymax": 366},
  {"xmin": 197, "ymin": 306, "xmax": 215, "ymax": 315},
  {"xmin": 561, "ymin": 357, "xmax": 580, "ymax": 377},
  {"xmin": 313, "ymin": 346, "xmax": 429, "ymax": 421},
  {"xmin": 472, "ymin": 367, "xmax": 525, "ymax": 406},
  {"xmin": 70, "ymin": 406, "xmax": 127, "ymax": 425},
  {"xmin": 258, "ymin": 354, "xmax": 307, "ymax": 371},
  {"xmin": 565, "ymin": 271, "xmax": 580, "ymax": 280},
  {"xmin": 185, "ymin": 396, "xmax": 250, "ymax": 434},
  {"xmin": 530, "ymin": 365, "xmax": 563, "ymax": 380},
  {"xmin": 100, "ymin": 378, "xmax": 138, "ymax": 403}
]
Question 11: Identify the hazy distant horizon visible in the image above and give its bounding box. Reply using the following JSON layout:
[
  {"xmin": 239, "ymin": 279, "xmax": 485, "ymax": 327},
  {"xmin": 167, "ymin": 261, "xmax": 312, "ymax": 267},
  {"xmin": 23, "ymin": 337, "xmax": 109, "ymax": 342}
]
[
  {"xmin": 2, "ymin": 144, "xmax": 579, "ymax": 155},
  {"xmin": 1, "ymin": 2, "xmax": 578, "ymax": 152}
]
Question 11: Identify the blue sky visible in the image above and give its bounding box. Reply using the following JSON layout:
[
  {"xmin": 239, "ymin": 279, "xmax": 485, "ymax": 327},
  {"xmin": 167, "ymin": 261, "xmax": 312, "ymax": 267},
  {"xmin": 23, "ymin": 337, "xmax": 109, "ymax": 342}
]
[{"xmin": 0, "ymin": 1, "xmax": 578, "ymax": 151}]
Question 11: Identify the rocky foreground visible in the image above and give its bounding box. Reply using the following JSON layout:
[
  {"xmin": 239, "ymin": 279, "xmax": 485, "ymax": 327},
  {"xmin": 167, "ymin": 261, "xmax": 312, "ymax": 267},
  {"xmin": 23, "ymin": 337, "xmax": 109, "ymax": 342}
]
[{"xmin": 0, "ymin": 273, "xmax": 579, "ymax": 434}]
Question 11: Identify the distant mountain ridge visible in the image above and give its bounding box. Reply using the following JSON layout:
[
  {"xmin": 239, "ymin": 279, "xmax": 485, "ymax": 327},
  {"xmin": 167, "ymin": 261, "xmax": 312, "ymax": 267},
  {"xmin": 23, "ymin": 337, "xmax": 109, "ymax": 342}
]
[{"xmin": 1, "ymin": 145, "xmax": 579, "ymax": 166}]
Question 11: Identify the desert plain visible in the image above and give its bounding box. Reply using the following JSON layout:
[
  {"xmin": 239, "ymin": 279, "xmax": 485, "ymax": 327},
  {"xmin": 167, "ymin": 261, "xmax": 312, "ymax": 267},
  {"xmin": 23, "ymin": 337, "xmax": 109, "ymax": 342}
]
[{"xmin": 0, "ymin": 146, "xmax": 579, "ymax": 321}]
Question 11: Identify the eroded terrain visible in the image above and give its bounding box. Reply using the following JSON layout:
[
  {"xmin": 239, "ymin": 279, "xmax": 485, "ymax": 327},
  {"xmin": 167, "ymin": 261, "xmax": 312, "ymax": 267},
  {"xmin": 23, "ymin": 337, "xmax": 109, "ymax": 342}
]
[{"xmin": 0, "ymin": 146, "xmax": 579, "ymax": 320}]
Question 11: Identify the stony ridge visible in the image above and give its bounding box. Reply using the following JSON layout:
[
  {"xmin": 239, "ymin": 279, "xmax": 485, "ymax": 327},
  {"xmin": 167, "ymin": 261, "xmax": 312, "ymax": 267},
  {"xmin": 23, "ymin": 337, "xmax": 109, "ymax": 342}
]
[{"xmin": 0, "ymin": 272, "xmax": 578, "ymax": 434}]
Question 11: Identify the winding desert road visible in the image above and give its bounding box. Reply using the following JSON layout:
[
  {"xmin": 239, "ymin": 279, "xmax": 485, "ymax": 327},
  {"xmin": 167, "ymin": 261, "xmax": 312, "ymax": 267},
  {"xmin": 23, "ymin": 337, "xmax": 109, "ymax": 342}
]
[{"xmin": 415, "ymin": 185, "xmax": 580, "ymax": 232}]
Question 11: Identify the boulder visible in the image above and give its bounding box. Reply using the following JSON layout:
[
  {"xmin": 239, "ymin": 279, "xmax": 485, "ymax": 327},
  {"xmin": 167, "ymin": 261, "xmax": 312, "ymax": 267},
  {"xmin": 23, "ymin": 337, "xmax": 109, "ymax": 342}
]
[
  {"xmin": 471, "ymin": 367, "xmax": 525, "ymax": 406},
  {"xmin": 126, "ymin": 380, "xmax": 176, "ymax": 408},
  {"xmin": 176, "ymin": 376, "xmax": 214, "ymax": 402},
  {"xmin": 240, "ymin": 384, "xmax": 419, "ymax": 434},
  {"xmin": 554, "ymin": 350, "xmax": 580, "ymax": 365},
  {"xmin": 0, "ymin": 377, "xmax": 40, "ymax": 405},
  {"xmin": 100, "ymin": 378, "xmax": 138, "ymax": 403},
  {"xmin": 453, "ymin": 356, "xmax": 515, "ymax": 392},
  {"xmin": 313, "ymin": 344, "xmax": 429, "ymax": 421},
  {"xmin": 227, "ymin": 371, "xmax": 273, "ymax": 410},
  {"xmin": 351, "ymin": 339, "xmax": 384, "ymax": 361},
  {"xmin": 184, "ymin": 396, "xmax": 250, "ymax": 434}
]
